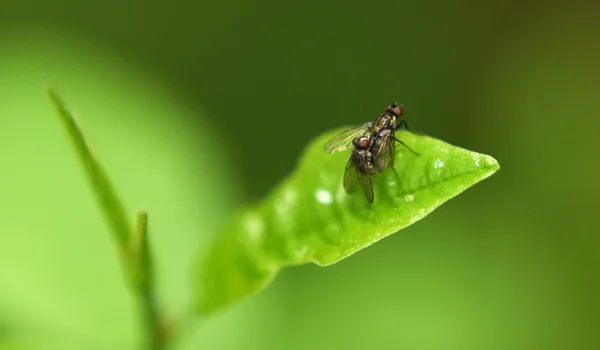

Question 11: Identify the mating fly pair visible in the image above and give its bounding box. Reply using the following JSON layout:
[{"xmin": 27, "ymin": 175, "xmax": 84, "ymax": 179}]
[{"xmin": 323, "ymin": 104, "xmax": 419, "ymax": 203}]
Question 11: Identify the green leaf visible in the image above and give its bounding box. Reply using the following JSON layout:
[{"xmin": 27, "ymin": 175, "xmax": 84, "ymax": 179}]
[
  {"xmin": 197, "ymin": 129, "xmax": 500, "ymax": 314},
  {"xmin": 47, "ymin": 87, "xmax": 131, "ymax": 252}
]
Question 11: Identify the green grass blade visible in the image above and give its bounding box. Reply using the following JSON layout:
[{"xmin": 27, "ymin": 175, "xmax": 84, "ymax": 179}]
[
  {"xmin": 48, "ymin": 89, "xmax": 168, "ymax": 348},
  {"xmin": 132, "ymin": 210, "xmax": 153, "ymax": 289},
  {"xmin": 47, "ymin": 88, "xmax": 131, "ymax": 252},
  {"xmin": 197, "ymin": 129, "xmax": 500, "ymax": 314}
]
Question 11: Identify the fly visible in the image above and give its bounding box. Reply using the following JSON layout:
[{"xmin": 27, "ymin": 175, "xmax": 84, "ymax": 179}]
[
  {"xmin": 343, "ymin": 135, "xmax": 376, "ymax": 203},
  {"xmin": 369, "ymin": 104, "xmax": 419, "ymax": 172},
  {"xmin": 323, "ymin": 103, "xmax": 419, "ymax": 203}
]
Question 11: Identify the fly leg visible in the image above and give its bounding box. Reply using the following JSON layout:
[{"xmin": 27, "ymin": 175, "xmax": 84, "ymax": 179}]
[
  {"xmin": 397, "ymin": 120, "xmax": 425, "ymax": 135},
  {"xmin": 395, "ymin": 138, "xmax": 420, "ymax": 156},
  {"xmin": 391, "ymin": 165, "xmax": 400, "ymax": 183}
]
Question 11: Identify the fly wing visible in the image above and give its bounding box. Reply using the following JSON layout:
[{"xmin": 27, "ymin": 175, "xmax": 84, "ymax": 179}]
[
  {"xmin": 359, "ymin": 170, "xmax": 374, "ymax": 203},
  {"xmin": 343, "ymin": 157, "xmax": 374, "ymax": 203},
  {"xmin": 343, "ymin": 158, "xmax": 361, "ymax": 194},
  {"xmin": 372, "ymin": 136, "xmax": 395, "ymax": 172},
  {"xmin": 323, "ymin": 123, "xmax": 372, "ymax": 153}
]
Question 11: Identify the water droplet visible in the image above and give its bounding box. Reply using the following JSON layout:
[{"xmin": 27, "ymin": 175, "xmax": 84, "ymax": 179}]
[
  {"xmin": 315, "ymin": 189, "xmax": 334, "ymax": 205},
  {"xmin": 245, "ymin": 214, "xmax": 264, "ymax": 242}
]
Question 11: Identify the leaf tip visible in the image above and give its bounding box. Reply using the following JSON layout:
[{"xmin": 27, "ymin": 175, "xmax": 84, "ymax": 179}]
[
  {"xmin": 45, "ymin": 84, "xmax": 60, "ymax": 102},
  {"xmin": 483, "ymin": 153, "xmax": 501, "ymax": 173}
]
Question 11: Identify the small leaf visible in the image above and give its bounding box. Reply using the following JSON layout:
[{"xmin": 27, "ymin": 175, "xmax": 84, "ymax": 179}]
[
  {"xmin": 197, "ymin": 129, "xmax": 500, "ymax": 314},
  {"xmin": 47, "ymin": 88, "xmax": 131, "ymax": 254}
]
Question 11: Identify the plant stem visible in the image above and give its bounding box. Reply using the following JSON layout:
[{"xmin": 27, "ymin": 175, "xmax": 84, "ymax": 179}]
[
  {"xmin": 47, "ymin": 89, "xmax": 174, "ymax": 350},
  {"xmin": 139, "ymin": 287, "xmax": 167, "ymax": 350},
  {"xmin": 134, "ymin": 211, "xmax": 169, "ymax": 350}
]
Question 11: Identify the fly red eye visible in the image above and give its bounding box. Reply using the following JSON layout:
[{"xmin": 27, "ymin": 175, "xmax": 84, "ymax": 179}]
[
  {"xmin": 386, "ymin": 104, "xmax": 403, "ymax": 116},
  {"xmin": 353, "ymin": 136, "xmax": 370, "ymax": 149},
  {"xmin": 358, "ymin": 137, "xmax": 370, "ymax": 149},
  {"xmin": 394, "ymin": 106, "xmax": 403, "ymax": 116}
]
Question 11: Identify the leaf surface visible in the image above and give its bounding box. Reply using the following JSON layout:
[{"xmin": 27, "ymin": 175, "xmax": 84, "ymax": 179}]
[{"xmin": 198, "ymin": 129, "xmax": 500, "ymax": 314}]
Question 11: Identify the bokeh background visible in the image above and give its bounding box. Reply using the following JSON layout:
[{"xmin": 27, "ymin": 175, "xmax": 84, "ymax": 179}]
[{"xmin": 1, "ymin": 1, "xmax": 599, "ymax": 349}]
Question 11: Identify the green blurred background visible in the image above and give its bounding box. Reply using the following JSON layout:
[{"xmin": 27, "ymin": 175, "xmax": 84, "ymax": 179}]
[{"xmin": 1, "ymin": 1, "xmax": 599, "ymax": 349}]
